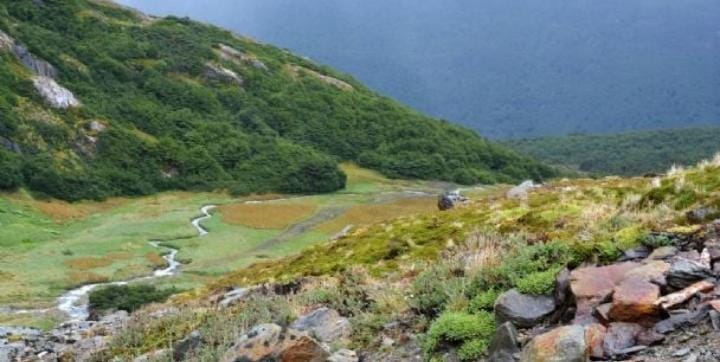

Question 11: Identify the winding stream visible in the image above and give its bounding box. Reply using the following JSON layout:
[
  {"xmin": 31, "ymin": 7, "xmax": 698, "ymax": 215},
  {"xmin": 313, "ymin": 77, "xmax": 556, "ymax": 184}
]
[{"xmin": 56, "ymin": 205, "xmax": 217, "ymax": 321}]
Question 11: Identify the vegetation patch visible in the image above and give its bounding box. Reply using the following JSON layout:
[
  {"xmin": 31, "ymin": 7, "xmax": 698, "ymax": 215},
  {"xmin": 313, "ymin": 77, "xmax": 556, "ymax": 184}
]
[
  {"xmin": 217, "ymin": 202, "xmax": 318, "ymax": 229},
  {"xmin": 89, "ymin": 284, "xmax": 178, "ymax": 313}
]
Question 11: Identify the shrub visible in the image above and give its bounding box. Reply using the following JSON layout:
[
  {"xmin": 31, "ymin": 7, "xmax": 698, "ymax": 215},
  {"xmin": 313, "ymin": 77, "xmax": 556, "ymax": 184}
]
[
  {"xmin": 467, "ymin": 289, "xmax": 500, "ymax": 313},
  {"xmin": 409, "ymin": 265, "xmax": 461, "ymax": 317},
  {"xmin": 423, "ymin": 311, "xmax": 496, "ymax": 361},
  {"xmin": 515, "ymin": 267, "xmax": 560, "ymax": 295},
  {"xmin": 89, "ymin": 284, "xmax": 178, "ymax": 312}
]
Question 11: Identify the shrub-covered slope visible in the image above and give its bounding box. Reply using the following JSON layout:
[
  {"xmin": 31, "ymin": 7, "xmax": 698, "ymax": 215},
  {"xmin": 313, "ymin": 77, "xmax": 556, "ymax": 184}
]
[
  {"xmin": 503, "ymin": 127, "xmax": 720, "ymax": 176},
  {"xmin": 0, "ymin": 0, "xmax": 553, "ymax": 201}
]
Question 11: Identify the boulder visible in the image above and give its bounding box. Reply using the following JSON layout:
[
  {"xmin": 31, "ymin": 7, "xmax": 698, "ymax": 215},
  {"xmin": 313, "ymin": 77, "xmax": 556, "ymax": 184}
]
[
  {"xmin": 602, "ymin": 323, "xmax": 642, "ymax": 356},
  {"xmin": 584, "ymin": 323, "xmax": 606, "ymax": 360},
  {"xmin": 507, "ymin": 180, "xmax": 536, "ymax": 200},
  {"xmin": 32, "ymin": 76, "xmax": 80, "ymax": 109},
  {"xmin": 289, "ymin": 307, "xmax": 352, "ymax": 343},
  {"xmin": 666, "ymin": 258, "xmax": 715, "ymax": 290},
  {"xmin": 686, "ymin": 207, "xmax": 718, "ymax": 223},
  {"xmin": 569, "ymin": 262, "xmax": 640, "ymax": 323},
  {"xmin": 487, "ymin": 322, "xmax": 520, "ymax": 362},
  {"xmin": 654, "ymin": 304, "xmax": 711, "ymax": 334},
  {"xmin": 220, "ymin": 324, "xmax": 328, "ymax": 362},
  {"xmin": 437, "ymin": 190, "xmax": 467, "ymax": 211},
  {"xmin": 218, "ymin": 287, "xmax": 252, "ymax": 308},
  {"xmin": 622, "ymin": 260, "xmax": 670, "ymax": 286},
  {"xmin": 647, "ymin": 246, "xmax": 678, "ymax": 261},
  {"xmin": 608, "ymin": 277, "xmax": 660, "ymax": 325},
  {"xmin": 172, "ymin": 330, "xmax": 202, "ymax": 361},
  {"xmin": 494, "ymin": 289, "xmax": 556, "ymax": 328},
  {"xmin": 520, "ymin": 325, "xmax": 586, "ymax": 362}
]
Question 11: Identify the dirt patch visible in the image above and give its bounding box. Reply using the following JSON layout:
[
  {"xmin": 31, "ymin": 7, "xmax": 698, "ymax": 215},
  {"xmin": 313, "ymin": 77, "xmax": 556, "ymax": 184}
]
[{"xmin": 218, "ymin": 203, "xmax": 318, "ymax": 229}]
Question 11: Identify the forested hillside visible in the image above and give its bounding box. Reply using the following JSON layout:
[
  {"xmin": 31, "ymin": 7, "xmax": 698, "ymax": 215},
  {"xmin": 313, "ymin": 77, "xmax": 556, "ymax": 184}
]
[
  {"xmin": 0, "ymin": 0, "xmax": 553, "ymax": 201},
  {"xmin": 119, "ymin": 0, "xmax": 720, "ymax": 138},
  {"xmin": 504, "ymin": 127, "xmax": 720, "ymax": 176}
]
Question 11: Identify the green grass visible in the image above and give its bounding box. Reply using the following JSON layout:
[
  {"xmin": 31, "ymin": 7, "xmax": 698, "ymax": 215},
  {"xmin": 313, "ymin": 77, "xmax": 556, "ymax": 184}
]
[{"xmin": 0, "ymin": 165, "xmax": 444, "ymax": 327}]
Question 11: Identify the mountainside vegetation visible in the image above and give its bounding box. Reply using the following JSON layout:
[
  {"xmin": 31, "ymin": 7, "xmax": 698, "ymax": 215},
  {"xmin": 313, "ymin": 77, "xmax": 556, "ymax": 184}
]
[
  {"xmin": 119, "ymin": 0, "xmax": 720, "ymax": 138},
  {"xmin": 504, "ymin": 127, "xmax": 720, "ymax": 176},
  {"xmin": 0, "ymin": 0, "xmax": 553, "ymax": 202}
]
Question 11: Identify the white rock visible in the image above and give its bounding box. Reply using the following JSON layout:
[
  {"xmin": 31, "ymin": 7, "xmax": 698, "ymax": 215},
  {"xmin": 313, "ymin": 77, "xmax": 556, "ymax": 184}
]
[
  {"xmin": 0, "ymin": 30, "xmax": 13, "ymax": 51},
  {"xmin": 507, "ymin": 180, "xmax": 537, "ymax": 200},
  {"xmin": 32, "ymin": 76, "xmax": 80, "ymax": 109}
]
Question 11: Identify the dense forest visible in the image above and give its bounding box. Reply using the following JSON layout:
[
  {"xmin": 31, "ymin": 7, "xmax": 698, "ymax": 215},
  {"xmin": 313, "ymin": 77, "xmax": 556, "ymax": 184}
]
[
  {"xmin": 0, "ymin": 0, "xmax": 553, "ymax": 201},
  {"xmin": 504, "ymin": 128, "xmax": 720, "ymax": 176},
  {"xmin": 120, "ymin": 0, "xmax": 720, "ymax": 138}
]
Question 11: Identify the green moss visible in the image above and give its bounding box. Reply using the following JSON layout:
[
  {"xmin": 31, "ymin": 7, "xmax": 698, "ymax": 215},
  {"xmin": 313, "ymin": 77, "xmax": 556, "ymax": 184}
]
[
  {"xmin": 458, "ymin": 338, "xmax": 490, "ymax": 361},
  {"xmin": 613, "ymin": 225, "xmax": 646, "ymax": 251}
]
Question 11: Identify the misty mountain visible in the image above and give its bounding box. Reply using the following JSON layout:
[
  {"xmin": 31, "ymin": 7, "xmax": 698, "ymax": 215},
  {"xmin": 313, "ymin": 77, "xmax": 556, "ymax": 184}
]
[{"xmin": 117, "ymin": 0, "xmax": 720, "ymax": 138}]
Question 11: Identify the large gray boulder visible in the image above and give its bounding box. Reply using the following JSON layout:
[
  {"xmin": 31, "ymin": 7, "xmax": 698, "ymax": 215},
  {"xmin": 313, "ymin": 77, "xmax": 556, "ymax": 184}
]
[
  {"xmin": 487, "ymin": 322, "xmax": 520, "ymax": 362},
  {"xmin": 666, "ymin": 258, "xmax": 714, "ymax": 289},
  {"xmin": 12, "ymin": 43, "xmax": 58, "ymax": 78},
  {"xmin": 495, "ymin": 289, "xmax": 556, "ymax": 328}
]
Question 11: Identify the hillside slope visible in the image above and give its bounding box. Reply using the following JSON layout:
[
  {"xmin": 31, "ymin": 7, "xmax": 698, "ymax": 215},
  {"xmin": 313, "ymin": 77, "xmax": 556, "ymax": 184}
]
[
  {"xmin": 504, "ymin": 127, "xmax": 720, "ymax": 176},
  {"xmin": 0, "ymin": 0, "xmax": 553, "ymax": 201}
]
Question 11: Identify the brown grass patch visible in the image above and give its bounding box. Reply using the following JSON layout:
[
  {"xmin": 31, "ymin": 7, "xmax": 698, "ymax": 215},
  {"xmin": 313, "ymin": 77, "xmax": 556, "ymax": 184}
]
[
  {"xmin": 0, "ymin": 270, "xmax": 15, "ymax": 282},
  {"xmin": 65, "ymin": 257, "xmax": 113, "ymax": 270},
  {"xmin": 218, "ymin": 202, "xmax": 318, "ymax": 229},
  {"xmin": 146, "ymin": 252, "xmax": 166, "ymax": 268},
  {"xmin": 12, "ymin": 197, "xmax": 128, "ymax": 222},
  {"xmin": 315, "ymin": 197, "xmax": 436, "ymax": 233},
  {"xmin": 68, "ymin": 271, "xmax": 109, "ymax": 285}
]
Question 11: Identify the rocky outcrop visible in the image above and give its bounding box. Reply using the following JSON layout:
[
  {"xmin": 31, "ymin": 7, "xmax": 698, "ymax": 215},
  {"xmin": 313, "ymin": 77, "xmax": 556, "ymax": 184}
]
[
  {"xmin": 437, "ymin": 190, "xmax": 468, "ymax": 211},
  {"xmin": 487, "ymin": 322, "xmax": 520, "ymax": 362},
  {"xmin": 216, "ymin": 44, "xmax": 268, "ymax": 70},
  {"xmin": 12, "ymin": 43, "xmax": 58, "ymax": 79},
  {"xmin": 220, "ymin": 323, "xmax": 329, "ymax": 362},
  {"xmin": 0, "ymin": 30, "xmax": 13, "ymax": 51},
  {"xmin": 204, "ymin": 63, "xmax": 243, "ymax": 86},
  {"xmin": 494, "ymin": 289, "xmax": 556, "ymax": 328},
  {"xmin": 32, "ymin": 76, "xmax": 81, "ymax": 109},
  {"xmin": 507, "ymin": 180, "xmax": 537, "ymax": 200},
  {"xmin": 287, "ymin": 65, "xmax": 354, "ymax": 91}
]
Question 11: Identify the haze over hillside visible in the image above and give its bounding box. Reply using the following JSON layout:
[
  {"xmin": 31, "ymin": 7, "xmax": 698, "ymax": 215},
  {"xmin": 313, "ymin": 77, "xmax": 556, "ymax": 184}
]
[{"xmin": 118, "ymin": 0, "xmax": 720, "ymax": 138}]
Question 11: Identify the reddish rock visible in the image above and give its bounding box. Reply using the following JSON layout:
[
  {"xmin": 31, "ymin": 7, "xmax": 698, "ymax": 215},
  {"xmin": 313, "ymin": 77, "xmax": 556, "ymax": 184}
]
[
  {"xmin": 623, "ymin": 260, "xmax": 670, "ymax": 285},
  {"xmin": 520, "ymin": 325, "xmax": 587, "ymax": 362},
  {"xmin": 603, "ymin": 323, "xmax": 642, "ymax": 356},
  {"xmin": 280, "ymin": 335, "xmax": 329, "ymax": 362},
  {"xmin": 609, "ymin": 277, "xmax": 660, "ymax": 325},
  {"xmin": 584, "ymin": 324, "xmax": 606, "ymax": 359},
  {"xmin": 594, "ymin": 303, "xmax": 612, "ymax": 324},
  {"xmin": 636, "ymin": 329, "xmax": 665, "ymax": 346},
  {"xmin": 570, "ymin": 262, "xmax": 640, "ymax": 323}
]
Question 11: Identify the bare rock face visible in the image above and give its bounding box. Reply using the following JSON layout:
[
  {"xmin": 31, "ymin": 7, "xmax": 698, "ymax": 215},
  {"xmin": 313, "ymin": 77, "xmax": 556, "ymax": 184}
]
[
  {"xmin": 487, "ymin": 322, "xmax": 520, "ymax": 362},
  {"xmin": 204, "ymin": 63, "xmax": 243, "ymax": 86},
  {"xmin": 12, "ymin": 43, "xmax": 58, "ymax": 79},
  {"xmin": 216, "ymin": 44, "xmax": 268, "ymax": 70},
  {"xmin": 494, "ymin": 289, "xmax": 556, "ymax": 328},
  {"xmin": 0, "ymin": 30, "xmax": 13, "ymax": 51},
  {"xmin": 32, "ymin": 76, "xmax": 81, "ymax": 109}
]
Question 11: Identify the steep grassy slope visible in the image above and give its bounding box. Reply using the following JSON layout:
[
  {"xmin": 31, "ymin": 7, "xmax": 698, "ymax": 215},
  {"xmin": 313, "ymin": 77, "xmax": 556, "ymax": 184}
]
[
  {"xmin": 504, "ymin": 127, "xmax": 720, "ymax": 176},
  {"xmin": 89, "ymin": 156, "xmax": 720, "ymax": 360},
  {"xmin": 0, "ymin": 0, "xmax": 553, "ymax": 201}
]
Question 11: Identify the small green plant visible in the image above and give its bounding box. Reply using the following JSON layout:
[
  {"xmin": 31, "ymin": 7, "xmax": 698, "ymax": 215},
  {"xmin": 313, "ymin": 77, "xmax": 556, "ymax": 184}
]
[
  {"xmin": 467, "ymin": 289, "xmax": 500, "ymax": 313},
  {"xmin": 640, "ymin": 233, "xmax": 675, "ymax": 248},
  {"xmin": 515, "ymin": 267, "xmax": 560, "ymax": 295},
  {"xmin": 61, "ymin": 249, "xmax": 74, "ymax": 256},
  {"xmin": 423, "ymin": 311, "xmax": 496, "ymax": 361},
  {"xmin": 409, "ymin": 265, "xmax": 460, "ymax": 317}
]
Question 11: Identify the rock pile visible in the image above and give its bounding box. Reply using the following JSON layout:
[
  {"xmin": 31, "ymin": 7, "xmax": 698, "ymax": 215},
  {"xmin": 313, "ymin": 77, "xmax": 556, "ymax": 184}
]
[{"xmin": 489, "ymin": 220, "xmax": 720, "ymax": 361}]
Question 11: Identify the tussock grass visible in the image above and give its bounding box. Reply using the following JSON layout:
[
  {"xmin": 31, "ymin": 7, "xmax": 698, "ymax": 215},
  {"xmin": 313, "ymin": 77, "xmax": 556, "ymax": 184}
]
[{"xmin": 217, "ymin": 202, "xmax": 318, "ymax": 229}]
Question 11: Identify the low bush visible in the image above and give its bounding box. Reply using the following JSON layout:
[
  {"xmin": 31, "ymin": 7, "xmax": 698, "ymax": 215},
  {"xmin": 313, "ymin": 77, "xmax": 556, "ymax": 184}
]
[
  {"xmin": 423, "ymin": 311, "xmax": 496, "ymax": 361},
  {"xmin": 89, "ymin": 284, "xmax": 178, "ymax": 313}
]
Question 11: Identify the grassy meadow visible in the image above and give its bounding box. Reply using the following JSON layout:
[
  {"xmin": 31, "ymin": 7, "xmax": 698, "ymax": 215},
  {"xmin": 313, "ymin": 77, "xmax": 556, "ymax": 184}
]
[{"xmin": 0, "ymin": 164, "xmax": 443, "ymax": 328}]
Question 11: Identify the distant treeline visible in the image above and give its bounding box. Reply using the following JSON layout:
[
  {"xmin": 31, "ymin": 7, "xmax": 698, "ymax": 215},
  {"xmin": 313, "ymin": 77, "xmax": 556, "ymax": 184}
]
[{"xmin": 504, "ymin": 127, "xmax": 720, "ymax": 176}]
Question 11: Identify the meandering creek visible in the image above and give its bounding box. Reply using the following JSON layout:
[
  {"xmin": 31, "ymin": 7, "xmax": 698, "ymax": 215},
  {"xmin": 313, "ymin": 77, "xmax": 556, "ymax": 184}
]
[{"xmin": 55, "ymin": 205, "xmax": 217, "ymax": 321}]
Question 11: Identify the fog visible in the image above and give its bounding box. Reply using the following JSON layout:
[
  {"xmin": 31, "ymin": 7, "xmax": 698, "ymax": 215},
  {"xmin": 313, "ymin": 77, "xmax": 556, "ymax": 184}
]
[{"xmin": 117, "ymin": 0, "xmax": 720, "ymax": 138}]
